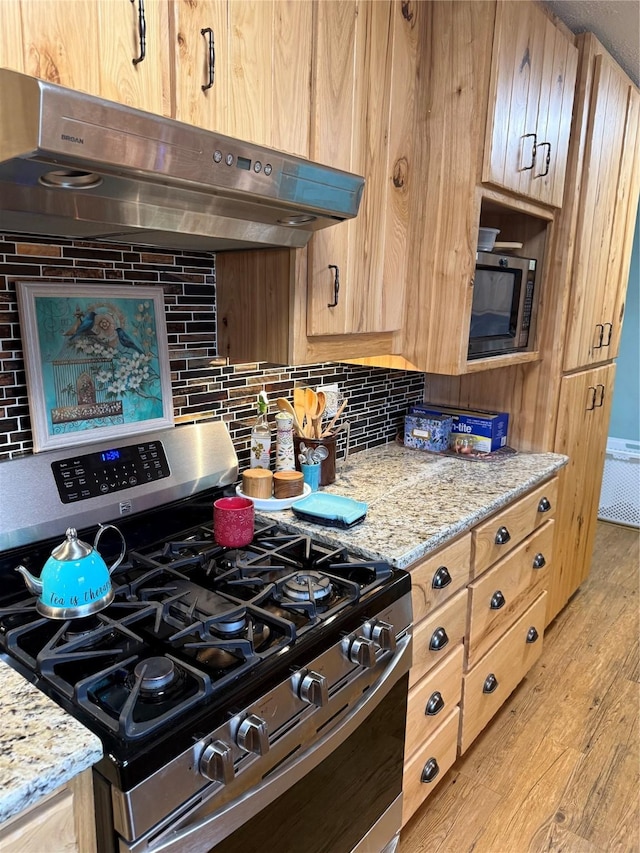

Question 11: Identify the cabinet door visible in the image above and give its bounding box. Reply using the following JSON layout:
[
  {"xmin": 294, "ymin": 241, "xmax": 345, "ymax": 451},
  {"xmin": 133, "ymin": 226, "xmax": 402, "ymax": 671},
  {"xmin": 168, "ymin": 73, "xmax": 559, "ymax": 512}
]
[
  {"xmin": 483, "ymin": 0, "xmax": 577, "ymax": 207},
  {"xmin": 0, "ymin": 2, "xmax": 24, "ymax": 72},
  {"xmin": 563, "ymin": 55, "xmax": 640, "ymax": 371},
  {"xmin": 307, "ymin": 0, "xmax": 397, "ymax": 336},
  {"xmin": 97, "ymin": 0, "xmax": 171, "ymax": 114},
  {"xmin": 548, "ymin": 363, "xmax": 615, "ymax": 624}
]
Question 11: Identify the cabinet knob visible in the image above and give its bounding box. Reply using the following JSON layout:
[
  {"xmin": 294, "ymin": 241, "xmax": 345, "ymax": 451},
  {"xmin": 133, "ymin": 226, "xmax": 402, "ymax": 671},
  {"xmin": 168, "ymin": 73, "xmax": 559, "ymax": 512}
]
[
  {"xmin": 532, "ymin": 552, "xmax": 546, "ymax": 569},
  {"xmin": 537, "ymin": 496, "xmax": 552, "ymax": 513},
  {"xmin": 425, "ymin": 691, "xmax": 445, "ymax": 716},
  {"xmin": 494, "ymin": 526, "xmax": 511, "ymax": 545},
  {"xmin": 483, "ymin": 673, "xmax": 499, "ymax": 694},
  {"xmin": 432, "ymin": 565, "xmax": 452, "ymax": 589},
  {"xmin": 420, "ymin": 757, "xmax": 440, "ymax": 784},
  {"xmin": 429, "ymin": 626, "xmax": 449, "ymax": 652},
  {"xmin": 490, "ymin": 590, "xmax": 506, "ymax": 610},
  {"xmin": 526, "ymin": 626, "xmax": 539, "ymax": 644}
]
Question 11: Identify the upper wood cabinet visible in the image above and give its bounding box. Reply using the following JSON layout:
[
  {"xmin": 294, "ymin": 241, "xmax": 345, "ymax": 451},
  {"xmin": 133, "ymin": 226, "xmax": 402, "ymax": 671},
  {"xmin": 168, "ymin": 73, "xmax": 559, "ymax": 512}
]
[
  {"xmin": 562, "ymin": 38, "xmax": 640, "ymax": 372},
  {"xmin": 483, "ymin": 0, "xmax": 578, "ymax": 208},
  {"xmin": 2, "ymin": 0, "xmax": 169, "ymax": 114},
  {"xmin": 170, "ymin": 0, "xmax": 311, "ymax": 156}
]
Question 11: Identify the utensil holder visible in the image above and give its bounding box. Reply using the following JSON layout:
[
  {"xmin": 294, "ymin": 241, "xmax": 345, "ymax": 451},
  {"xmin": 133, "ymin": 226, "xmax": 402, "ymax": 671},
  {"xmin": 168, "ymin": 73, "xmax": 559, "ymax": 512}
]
[{"xmin": 293, "ymin": 423, "xmax": 349, "ymax": 486}]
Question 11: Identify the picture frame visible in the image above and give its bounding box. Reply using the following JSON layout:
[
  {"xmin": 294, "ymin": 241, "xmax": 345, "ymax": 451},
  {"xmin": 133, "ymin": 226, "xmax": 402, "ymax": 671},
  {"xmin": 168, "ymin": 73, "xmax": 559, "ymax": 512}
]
[{"xmin": 16, "ymin": 281, "xmax": 174, "ymax": 452}]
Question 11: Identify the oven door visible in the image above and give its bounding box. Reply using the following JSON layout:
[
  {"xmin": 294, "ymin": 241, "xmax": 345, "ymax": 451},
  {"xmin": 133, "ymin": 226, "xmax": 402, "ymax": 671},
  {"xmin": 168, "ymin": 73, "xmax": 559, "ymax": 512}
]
[
  {"xmin": 117, "ymin": 633, "xmax": 410, "ymax": 853},
  {"xmin": 468, "ymin": 264, "xmax": 523, "ymax": 357}
]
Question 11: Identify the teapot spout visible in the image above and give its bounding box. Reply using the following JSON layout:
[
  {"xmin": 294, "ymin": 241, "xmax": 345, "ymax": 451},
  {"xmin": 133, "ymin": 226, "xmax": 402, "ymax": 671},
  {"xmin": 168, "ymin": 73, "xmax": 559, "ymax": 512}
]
[{"xmin": 15, "ymin": 565, "xmax": 43, "ymax": 596}]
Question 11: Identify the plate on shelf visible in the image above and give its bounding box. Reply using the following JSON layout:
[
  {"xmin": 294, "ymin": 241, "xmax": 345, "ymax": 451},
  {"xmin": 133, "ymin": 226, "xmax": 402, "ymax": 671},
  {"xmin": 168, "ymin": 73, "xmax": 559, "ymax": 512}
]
[
  {"xmin": 493, "ymin": 241, "xmax": 524, "ymax": 253},
  {"xmin": 291, "ymin": 493, "xmax": 368, "ymax": 528},
  {"xmin": 235, "ymin": 482, "xmax": 311, "ymax": 511}
]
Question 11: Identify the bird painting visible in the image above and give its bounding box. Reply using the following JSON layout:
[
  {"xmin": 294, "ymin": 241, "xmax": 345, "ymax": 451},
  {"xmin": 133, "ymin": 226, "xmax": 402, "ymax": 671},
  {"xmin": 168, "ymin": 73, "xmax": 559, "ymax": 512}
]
[
  {"xmin": 67, "ymin": 310, "xmax": 96, "ymax": 341},
  {"xmin": 116, "ymin": 327, "xmax": 145, "ymax": 354}
]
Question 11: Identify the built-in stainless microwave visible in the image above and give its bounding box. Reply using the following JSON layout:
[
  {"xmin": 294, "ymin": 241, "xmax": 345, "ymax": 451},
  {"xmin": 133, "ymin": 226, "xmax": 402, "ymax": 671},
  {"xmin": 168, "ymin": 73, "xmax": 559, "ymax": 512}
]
[{"xmin": 468, "ymin": 252, "xmax": 537, "ymax": 359}]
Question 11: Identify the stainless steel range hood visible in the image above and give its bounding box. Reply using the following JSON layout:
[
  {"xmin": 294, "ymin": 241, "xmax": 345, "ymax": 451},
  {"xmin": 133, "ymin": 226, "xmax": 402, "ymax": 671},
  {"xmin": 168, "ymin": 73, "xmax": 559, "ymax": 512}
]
[{"xmin": 0, "ymin": 69, "xmax": 364, "ymax": 252}]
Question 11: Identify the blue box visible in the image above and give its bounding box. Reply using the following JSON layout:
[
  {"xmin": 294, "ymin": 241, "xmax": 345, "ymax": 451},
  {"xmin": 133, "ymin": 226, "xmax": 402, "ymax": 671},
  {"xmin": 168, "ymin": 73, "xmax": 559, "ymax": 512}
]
[
  {"xmin": 409, "ymin": 404, "xmax": 509, "ymax": 453},
  {"xmin": 404, "ymin": 413, "xmax": 453, "ymax": 453}
]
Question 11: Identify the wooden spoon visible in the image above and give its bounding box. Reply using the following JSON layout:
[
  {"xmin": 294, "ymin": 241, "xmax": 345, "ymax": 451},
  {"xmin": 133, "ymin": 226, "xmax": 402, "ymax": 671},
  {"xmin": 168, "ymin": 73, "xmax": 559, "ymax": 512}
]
[
  {"xmin": 304, "ymin": 388, "xmax": 317, "ymax": 438},
  {"xmin": 275, "ymin": 397, "xmax": 305, "ymax": 437},
  {"xmin": 293, "ymin": 388, "xmax": 307, "ymax": 436},
  {"xmin": 321, "ymin": 398, "xmax": 347, "ymax": 437},
  {"xmin": 312, "ymin": 390, "xmax": 326, "ymax": 438}
]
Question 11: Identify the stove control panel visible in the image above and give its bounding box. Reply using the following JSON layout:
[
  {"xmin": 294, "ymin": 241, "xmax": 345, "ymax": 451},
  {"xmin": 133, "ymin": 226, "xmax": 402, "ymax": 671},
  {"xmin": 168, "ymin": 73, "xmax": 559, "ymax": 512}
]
[{"xmin": 51, "ymin": 439, "xmax": 170, "ymax": 504}]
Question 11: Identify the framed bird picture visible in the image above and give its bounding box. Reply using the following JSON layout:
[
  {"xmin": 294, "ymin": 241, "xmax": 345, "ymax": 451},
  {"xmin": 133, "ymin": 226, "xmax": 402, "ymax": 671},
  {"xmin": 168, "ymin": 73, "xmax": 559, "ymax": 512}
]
[{"xmin": 16, "ymin": 281, "xmax": 174, "ymax": 452}]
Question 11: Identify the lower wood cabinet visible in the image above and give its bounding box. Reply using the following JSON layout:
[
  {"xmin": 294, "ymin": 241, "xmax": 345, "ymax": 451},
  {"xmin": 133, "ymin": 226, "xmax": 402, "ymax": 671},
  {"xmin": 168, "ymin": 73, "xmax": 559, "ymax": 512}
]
[
  {"xmin": 0, "ymin": 769, "xmax": 96, "ymax": 853},
  {"xmin": 402, "ymin": 476, "xmax": 558, "ymax": 827}
]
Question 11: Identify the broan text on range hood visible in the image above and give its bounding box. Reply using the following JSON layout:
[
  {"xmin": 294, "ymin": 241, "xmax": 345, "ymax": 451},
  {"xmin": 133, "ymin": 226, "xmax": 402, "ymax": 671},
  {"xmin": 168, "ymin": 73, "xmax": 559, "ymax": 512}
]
[{"xmin": 0, "ymin": 69, "xmax": 364, "ymax": 251}]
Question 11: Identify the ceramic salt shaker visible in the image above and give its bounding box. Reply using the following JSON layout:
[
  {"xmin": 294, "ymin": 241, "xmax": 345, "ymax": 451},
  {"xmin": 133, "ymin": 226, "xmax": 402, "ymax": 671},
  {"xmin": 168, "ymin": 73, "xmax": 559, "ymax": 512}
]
[{"xmin": 275, "ymin": 411, "xmax": 296, "ymax": 472}]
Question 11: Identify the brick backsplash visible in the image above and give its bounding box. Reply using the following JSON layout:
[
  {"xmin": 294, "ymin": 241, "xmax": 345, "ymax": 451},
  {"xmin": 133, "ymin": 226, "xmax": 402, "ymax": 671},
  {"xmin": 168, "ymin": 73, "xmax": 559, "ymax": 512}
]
[{"xmin": 0, "ymin": 233, "xmax": 424, "ymax": 467}]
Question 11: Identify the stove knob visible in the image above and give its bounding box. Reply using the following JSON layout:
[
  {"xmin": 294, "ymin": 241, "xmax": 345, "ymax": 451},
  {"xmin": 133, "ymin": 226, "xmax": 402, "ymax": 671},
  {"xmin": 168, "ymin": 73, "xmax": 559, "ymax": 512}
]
[
  {"xmin": 200, "ymin": 739, "xmax": 235, "ymax": 784},
  {"xmin": 365, "ymin": 620, "xmax": 397, "ymax": 652},
  {"xmin": 347, "ymin": 636, "xmax": 377, "ymax": 668},
  {"xmin": 298, "ymin": 671, "xmax": 329, "ymax": 707},
  {"xmin": 236, "ymin": 714, "xmax": 269, "ymax": 756}
]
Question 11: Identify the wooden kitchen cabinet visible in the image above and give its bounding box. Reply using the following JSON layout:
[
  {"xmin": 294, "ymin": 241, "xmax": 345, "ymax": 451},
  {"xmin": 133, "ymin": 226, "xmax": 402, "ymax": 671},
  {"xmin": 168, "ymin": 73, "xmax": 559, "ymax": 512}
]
[
  {"xmin": 6, "ymin": 0, "xmax": 169, "ymax": 114},
  {"xmin": 562, "ymin": 39, "xmax": 640, "ymax": 372},
  {"xmin": 547, "ymin": 363, "xmax": 615, "ymax": 624},
  {"xmin": 170, "ymin": 0, "xmax": 311, "ymax": 156},
  {"xmin": 483, "ymin": 0, "xmax": 577, "ymax": 208},
  {"xmin": 0, "ymin": 768, "xmax": 96, "ymax": 853}
]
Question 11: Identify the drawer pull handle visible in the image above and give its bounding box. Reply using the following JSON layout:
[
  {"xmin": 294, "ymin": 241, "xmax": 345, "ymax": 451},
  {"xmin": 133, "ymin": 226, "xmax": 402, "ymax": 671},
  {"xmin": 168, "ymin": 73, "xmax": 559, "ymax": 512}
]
[
  {"xmin": 429, "ymin": 627, "xmax": 449, "ymax": 652},
  {"xmin": 495, "ymin": 526, "xmax": 511, "ymax": 545},
  {"xmin": 425, "ymin": 691, "xmax": 445, "ymax": 716},
  {"xmin": 532, "ymin": 552, "xmax": 546, "ymax": 569},
  {"xmin": 490, "ymin": 590, "xmax": 506, "ymax": 610},
  {"xmin": 420, "ymin": 757, "xmax": 440, "ymax": 784},
  {"xmin": 432, "ymin": 566, "xmax": 452, "ymax": 589},
  {"xmin": 526, "ymin": 626, "xmax": 539, "ymax": 644},
  {"xmin": 483, "ymin": 673, "xmax": 498, "ymax": 694},
  {"xmin": 537, "ymin": 496, "xmax": 552, "ymax": 513}
]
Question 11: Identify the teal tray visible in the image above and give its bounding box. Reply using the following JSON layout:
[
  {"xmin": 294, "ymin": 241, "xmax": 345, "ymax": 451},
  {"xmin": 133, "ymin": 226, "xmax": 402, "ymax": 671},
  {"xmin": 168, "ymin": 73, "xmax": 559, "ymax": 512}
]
[{"xmin": 291, "ymin": 493, "xmax": 368, "ymax": 528}]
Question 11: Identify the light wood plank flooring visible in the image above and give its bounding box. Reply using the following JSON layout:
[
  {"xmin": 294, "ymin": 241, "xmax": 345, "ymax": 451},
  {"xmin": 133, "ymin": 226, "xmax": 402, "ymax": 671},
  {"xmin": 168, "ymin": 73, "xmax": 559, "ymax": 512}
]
[{"xmin": 399, "ymin": 521, "xmax": 639, "ymax": 853}]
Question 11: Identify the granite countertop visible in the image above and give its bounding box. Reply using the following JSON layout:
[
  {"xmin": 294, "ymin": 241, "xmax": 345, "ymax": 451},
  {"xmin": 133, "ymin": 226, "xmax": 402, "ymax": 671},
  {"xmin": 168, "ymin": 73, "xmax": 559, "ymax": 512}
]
[
  {"xmin": 256, "ymin": 442, "xmax": 567, "ymax": 568},
  {"xmin": 0, "ymin": 660, "xmax": 103, "ymax": 825}
]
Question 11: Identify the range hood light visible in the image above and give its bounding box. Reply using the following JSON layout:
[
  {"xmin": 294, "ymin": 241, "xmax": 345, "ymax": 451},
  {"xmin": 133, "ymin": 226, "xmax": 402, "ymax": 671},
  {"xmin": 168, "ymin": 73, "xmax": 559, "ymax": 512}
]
[
  {"xmin": 39, "ymin": 170, "xmax": 104, "ymax": 190},
  {"xmin": 277, "ymin": 214, "xmax": 317, "ymax": 226}
]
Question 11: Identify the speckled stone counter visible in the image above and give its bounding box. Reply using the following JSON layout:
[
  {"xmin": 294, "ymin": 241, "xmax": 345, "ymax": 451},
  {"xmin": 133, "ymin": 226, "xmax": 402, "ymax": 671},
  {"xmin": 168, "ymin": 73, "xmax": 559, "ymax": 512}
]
[
  {"xmin": 257, "ymin": 443, "xmax": 567, "ymax": 568},
  {"xmin": 0, "ymin": 660, "xmax": 103, "ymax": 825}
]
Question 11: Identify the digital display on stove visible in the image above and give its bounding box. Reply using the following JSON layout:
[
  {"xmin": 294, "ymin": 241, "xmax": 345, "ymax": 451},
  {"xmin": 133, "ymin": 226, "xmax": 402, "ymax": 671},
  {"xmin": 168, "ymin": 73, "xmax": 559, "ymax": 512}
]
[
  {"xmin": 101, "ymin": 449, "xmax": 121, "ymax": 463},
  {"xmin": 237, "ymin": 155, "xmax": 251, "ymax": 171}
]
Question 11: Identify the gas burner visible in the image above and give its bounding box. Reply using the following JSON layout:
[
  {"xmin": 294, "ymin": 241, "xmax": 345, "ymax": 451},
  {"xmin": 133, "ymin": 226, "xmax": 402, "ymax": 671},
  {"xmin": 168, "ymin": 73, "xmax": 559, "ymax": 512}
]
[
  {"xmin": 213, "ymin": 612, "xmax": 249, "ymax": 636},
  {"xmin": 62, "ymin": 616, "xmax": 103, "ymax": 641},
  {"xmin": 134, "ymin": 657, "xmax": 177, "ymax": 693},
  {"xmin": 282, "ymin": 572, "xmax": 334, "ymax": 603}
]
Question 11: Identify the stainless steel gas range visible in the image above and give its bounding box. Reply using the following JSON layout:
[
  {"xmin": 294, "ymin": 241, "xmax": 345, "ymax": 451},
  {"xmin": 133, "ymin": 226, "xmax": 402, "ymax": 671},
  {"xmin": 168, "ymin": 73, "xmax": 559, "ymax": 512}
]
[{"xmin": 0, "ymin": 422, "xmax": 412, "ymax": 853}]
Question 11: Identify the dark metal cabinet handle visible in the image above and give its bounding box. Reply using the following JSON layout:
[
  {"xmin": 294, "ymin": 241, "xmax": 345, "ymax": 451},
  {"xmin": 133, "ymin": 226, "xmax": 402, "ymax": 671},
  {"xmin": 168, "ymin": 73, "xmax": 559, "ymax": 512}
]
[
  {"xmin": 526, "ymin": 626, "xmax": 539, "ymax": 644},
  {"xmin": 535, "ymin": 141, "xmax": 551, "ymax": 177},
  {"xmin": 327, "ymin": 265, "xmax": 340, "ymax": 308},
  {"xmin": 602, "ymin": 322, "xmax": 613, "ymax": 347},
  {"xmin": 483, "ymin": 673, "xmax": 498, "ymax": 694},
  {"xmin": 537, "ymin": 496, "xmax": 551, "ymax": 513},
  {"xmin": 532, "ymin": 552, "xmax": 546, "ymax": 569},
  {"xmin": 594, "ymin": 324, "xmax": 604, "ymax": 349},
  {"xmin": 490, "ymin": 590, "xmax": 506, "ymax": 610},
  {"xmin": 420, "ymin": 757, "xmax": 440, "ymax": 784},
  {"xmin": 429, "ymin": 627, "xmax": 449, "ymax": 652},
  {"xmin": 494, "ymin": 526, "xmax": 511, "ymax": 545},
  {"xmin": 131, "ymin": 0, "xmax": 146, "ymax": 65},
  {"xmin": 521, "ymin": 133, "xmax": 537, "ymax": 170},
  {"xmin": 425, "ymin": 691, "xmax": 445, "ymax": 716},
  {"xmin": 201, "ymin": 27, "xmax": 215, "ymax": 91},
  {"xmin": 431, "ymin": 566, "xmax": 452, "ymax": 589},
  {"xmin": 595, "ymin": 384, "xmax": 605, "ymax": 408},
  {"xmin": 586, "ymin": 386, "xmax": 597, "ymax": 411}
]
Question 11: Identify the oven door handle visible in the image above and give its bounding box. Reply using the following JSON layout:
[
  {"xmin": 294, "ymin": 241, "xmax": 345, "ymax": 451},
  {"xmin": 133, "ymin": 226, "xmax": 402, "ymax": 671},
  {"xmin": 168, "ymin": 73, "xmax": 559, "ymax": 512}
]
[{"xmin": 128, "ymin": 633, "xmax": 412, "ymax": 853}]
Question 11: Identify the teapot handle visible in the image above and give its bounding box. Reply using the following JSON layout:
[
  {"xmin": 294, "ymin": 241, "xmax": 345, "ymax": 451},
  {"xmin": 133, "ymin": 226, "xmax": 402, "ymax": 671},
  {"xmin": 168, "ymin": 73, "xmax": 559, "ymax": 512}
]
[{"xmin": 94, "ymin": 523, "xmax": 127, "ymax": 574}]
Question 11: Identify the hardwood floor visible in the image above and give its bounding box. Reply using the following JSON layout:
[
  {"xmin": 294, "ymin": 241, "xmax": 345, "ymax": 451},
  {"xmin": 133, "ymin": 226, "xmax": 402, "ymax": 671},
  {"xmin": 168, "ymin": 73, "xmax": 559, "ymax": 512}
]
[{"xmin": 399, "ymin": 521, "xmax": 639, "ymax": 853}]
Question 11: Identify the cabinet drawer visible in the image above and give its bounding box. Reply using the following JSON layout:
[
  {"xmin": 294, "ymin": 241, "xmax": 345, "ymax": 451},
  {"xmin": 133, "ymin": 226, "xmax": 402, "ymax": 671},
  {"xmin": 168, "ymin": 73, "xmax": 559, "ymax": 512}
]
[
  {"xmin": 472, "ymin": 479, "xmax": 557, "ymax": 576},
  {"xmin": 410, "ymin": 589, "xmax": 467, "ymax": 688},
  {"xmin": 467, "ymin": 521, "xmax": 554, "ymax": 668},
  {"xmin": 460, "ymin": 591, "xmax": 547, "ymax": 753},
  {"xmin": 410, "ymin": 534, "xmax": 472, "ymax": 623},
  {"xmin": 401, "ymin": 706, "xmax": 460, "ymax": 827},
  {"xmin": 405, "ymin": 645, "xmax": 463, "ymax": 761}
]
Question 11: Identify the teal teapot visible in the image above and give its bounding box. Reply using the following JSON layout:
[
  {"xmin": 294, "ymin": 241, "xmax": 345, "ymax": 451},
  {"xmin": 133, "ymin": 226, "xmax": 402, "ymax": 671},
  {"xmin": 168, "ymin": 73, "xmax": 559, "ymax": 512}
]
[{"xmin": 15, "ymin": 524, "xmax": 126, "ymax": 619}]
